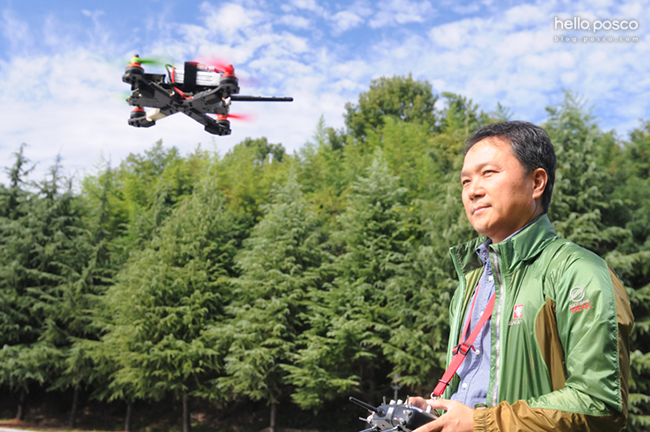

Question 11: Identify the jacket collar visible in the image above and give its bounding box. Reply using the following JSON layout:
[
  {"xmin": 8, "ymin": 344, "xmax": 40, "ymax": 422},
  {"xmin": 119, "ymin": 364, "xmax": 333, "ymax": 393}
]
[{"xmin": 450, "ymin": 214, "xmax": 558, "ymax": 279}]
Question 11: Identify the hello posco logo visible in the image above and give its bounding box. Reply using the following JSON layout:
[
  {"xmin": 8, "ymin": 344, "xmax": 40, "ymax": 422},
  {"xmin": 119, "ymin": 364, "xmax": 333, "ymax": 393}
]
[{"xmin": 569, "ymin": 286, "xmax": 592, "ymax": 313}]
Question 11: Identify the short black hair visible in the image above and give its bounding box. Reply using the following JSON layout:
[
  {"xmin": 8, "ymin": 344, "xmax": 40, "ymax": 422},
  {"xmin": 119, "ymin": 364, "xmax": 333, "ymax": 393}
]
[{"xmin": 465, "ymin": 121, "xmax": 556, "ymax": 213}]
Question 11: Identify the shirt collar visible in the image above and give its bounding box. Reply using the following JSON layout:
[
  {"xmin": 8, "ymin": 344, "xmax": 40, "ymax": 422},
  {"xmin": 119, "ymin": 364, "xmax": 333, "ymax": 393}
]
[
  {"xmin": 453, "ymin": 214, "xmax": 558, "ymax": 279},
  {"xmin": 474, "ymin": 217, "xmax": 537, "ymax": 263}
]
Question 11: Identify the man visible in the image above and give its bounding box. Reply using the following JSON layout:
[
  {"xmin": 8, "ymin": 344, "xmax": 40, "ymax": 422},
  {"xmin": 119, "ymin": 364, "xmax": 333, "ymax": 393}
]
[{"xmin": 410, "ymin": 121, "xmax": 633, "ymax": 432}]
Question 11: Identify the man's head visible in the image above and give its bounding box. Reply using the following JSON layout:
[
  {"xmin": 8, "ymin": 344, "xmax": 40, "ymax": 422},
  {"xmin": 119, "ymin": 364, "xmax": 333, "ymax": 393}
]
[{"xmin": 460, "ymin": 121, "xmax": 556, "ymax": 243}]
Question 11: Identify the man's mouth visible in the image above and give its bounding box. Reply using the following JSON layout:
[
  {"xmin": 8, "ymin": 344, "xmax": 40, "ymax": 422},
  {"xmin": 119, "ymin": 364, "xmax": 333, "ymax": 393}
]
[{"xmin": 473, "ymin": 205, "xmax": 489, "ymax": 215}]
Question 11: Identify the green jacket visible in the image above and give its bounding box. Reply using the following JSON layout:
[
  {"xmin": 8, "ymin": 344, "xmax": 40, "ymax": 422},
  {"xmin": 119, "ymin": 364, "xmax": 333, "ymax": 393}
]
[{"xmin": 444, "ymin": 214, "xmax": 633, "ymax": 432}]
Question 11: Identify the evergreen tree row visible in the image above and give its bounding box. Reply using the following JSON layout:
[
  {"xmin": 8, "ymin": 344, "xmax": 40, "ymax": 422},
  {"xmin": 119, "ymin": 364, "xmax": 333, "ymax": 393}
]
[{"xmin": 1, "ymin": 79, "xmax": 649, "ymax": 432}]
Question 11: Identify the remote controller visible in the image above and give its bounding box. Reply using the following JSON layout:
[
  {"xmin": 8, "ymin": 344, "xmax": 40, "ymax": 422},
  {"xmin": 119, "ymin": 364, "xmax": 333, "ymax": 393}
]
[{"xmin": 350, "ymin": 396, "xmax": 438, "ymax": 432}]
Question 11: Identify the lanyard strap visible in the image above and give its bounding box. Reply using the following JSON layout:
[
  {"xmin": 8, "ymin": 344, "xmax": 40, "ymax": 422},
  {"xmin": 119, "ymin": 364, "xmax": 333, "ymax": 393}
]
[{"xmin": 431, "ymin": 285, "xmax": 496, "ymax": 398}]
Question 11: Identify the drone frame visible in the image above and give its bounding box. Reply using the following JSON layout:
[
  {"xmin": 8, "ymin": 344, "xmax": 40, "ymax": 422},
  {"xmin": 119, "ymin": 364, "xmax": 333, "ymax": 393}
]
[{"xmin": 122, "ymin": 55, "xmax": 293, "ymax": 135}]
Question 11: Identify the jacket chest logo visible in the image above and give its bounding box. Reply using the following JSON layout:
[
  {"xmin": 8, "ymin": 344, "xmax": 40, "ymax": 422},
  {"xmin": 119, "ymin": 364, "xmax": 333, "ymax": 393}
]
[
  {"xmin": 569, "ymin": 286, "xmax": 592, "ymax": 313},
  {"xmin": 509, "ymin": 304, "xmax": 524, "ymax": 326}
]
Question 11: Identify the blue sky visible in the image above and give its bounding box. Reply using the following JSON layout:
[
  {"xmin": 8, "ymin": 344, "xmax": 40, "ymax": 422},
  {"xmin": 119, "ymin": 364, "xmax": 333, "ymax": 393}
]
[{"xmin": 1, "ymin": 0, "xmax": 648, "ymax": 180}]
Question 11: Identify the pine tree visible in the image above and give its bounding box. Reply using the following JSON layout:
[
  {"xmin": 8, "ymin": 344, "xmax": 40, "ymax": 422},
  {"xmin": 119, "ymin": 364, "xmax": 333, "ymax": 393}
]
[
  {"xmin": 100, "ymin": 174, "xmax": 245, "ymax": 432},
  {"xmin": 0, "ymin": 153, "xmax": 90, "ymax": 421},
  {"xmin": 543, "ymin": 92, "xmax": 628, "ymax": 254},
  {"xmin": 216, "ymin": 137, "xmax": 290, "ymax": 219},
  {"xmin": 367, "ymin": 116, "xmax": 441, "ymax": 199},
  {"xmin": 297, "ymin": 118, "xmax": 350, "ymax": 222},
  {"xmin": 380, "ymin": 181, "xmax": 476, "ymax": 395},
  {"xmin": 216, "ymin": 173, "xmax": 324, "ymax": 431},
  {"xmin": 286, "ymin": 151, "xmax": 413, "ymax": 408}
]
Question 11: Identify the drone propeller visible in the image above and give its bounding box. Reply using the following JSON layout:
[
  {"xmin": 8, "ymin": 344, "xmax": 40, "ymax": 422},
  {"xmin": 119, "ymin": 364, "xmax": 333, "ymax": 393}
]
[
  {"xmin": 193, "ymin": 56, "xmax": 236, "ymax": 76},
  {"xmin": 226, "ymin": 113, "xmax": 255, "ymax": 121},
  {"xmin": 127, "ymin": 54, "xmax": 172, "ymax": 67},
  {"xmin": 213, "ymin": 113, "xmax": 255, "ymax": 122}
]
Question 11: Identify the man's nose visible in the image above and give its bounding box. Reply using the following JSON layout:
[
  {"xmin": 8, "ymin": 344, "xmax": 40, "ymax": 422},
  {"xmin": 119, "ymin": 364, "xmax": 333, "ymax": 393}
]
[{"xmin": 466, "ymin": 178, "xmax": 485, "ymax": 199}]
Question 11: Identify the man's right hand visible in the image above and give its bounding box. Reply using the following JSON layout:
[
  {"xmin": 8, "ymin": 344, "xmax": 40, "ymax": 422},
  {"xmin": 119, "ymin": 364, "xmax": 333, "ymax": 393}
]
[{"xmin": 407, "ymin": 396, "xmax": 429, "ymax": 411}]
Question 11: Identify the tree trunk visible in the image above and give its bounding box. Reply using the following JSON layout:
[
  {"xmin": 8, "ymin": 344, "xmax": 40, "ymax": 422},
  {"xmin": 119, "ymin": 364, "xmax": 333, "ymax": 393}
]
[
  {"xmin": 16, "ymin": 389, "xmax": 26, "ymax": 421},
  {"xmin": 270, "ymin": 402, "xmax": 277, "ymax": 432},
  {"xmin": 124, "ymin": 400, "xmax": 133, "ymax": 432},
  {"xmin": 69, "ymin": 386, "xmax": 80, "ymax": 429},
  {"xmin": 182, "ymin": 393, "xmax": 191, "ymax": 432}
]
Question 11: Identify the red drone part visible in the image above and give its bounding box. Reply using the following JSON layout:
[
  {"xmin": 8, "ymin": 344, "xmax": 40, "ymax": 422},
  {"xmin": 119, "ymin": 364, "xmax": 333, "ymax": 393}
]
[{"xmin": 193, "ymin": 56, "xmax": 236, "ymax": 77}]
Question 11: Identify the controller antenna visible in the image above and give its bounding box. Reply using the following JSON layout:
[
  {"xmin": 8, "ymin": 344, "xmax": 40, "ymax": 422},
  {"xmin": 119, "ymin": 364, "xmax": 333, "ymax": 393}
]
[{"xmin": 349, "ymin": 397, "xmax": 383, "ymax": 414}]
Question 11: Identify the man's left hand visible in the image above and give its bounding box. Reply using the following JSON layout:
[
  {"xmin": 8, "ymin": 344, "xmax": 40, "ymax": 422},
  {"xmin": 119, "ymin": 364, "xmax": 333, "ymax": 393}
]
[{"xmin": 412, "ymin": 399, "xmax": 474, "ymax": 432}]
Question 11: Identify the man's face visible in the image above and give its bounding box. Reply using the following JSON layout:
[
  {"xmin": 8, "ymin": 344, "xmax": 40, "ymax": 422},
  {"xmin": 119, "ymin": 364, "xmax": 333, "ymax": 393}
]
[{"xmin": 461, "ymin": 137, "xmax": 542, "ymax": 243}]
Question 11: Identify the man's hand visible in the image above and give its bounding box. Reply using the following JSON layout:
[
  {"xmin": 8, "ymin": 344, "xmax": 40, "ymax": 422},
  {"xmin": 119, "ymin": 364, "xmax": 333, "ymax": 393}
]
[
  {"xmin": 407, "ymin": 396, "xmax": 429, "ymax": 411},
  {"xmin": 411, "ymin": 399, "xmax": 474, "ymax": 432}
]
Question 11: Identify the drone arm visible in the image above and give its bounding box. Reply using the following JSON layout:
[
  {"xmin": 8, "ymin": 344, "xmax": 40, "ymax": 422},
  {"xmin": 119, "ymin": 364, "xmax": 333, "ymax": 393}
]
[{"xmin": 182, "ymin": 108, "xmax": 231, "ymax": 136}]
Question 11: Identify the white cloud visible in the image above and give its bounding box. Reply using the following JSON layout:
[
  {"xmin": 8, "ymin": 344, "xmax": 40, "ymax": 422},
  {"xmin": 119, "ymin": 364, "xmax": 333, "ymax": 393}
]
[
  {"xmin": 197, "ymin": 2, "xmax": 266, "ymax": 42},
  {"xmin": 1, "ymin": 0, "xmax": 650, "ymax": 183},
  {"xmin": 417, "ymin": 0, "xmax": 650, "ymax": 130},
  {"xmin": 1, "ymin": 9, "xmax": 32, "ymax": 54},
  {"xmin": 327, "ymin": 1, "xmax": 373, "ymax": 34},
  {"xmin": 276, "ymin": 14, "xmax": 312, "ymax": 29},
  {"xmin": 502, "ymin": 4, "xmax": 546, "ymax": 28},
  {"xmin": 331, "ymin": 10, "xmax": 364, "ymax": 34},
  {"xmin": 289, "ymin": 0, "xmax": 328, "ymax": 16},
  {"xmin": 81, "ymin": 9, "xmax": 105, "ymax": 23},
  {"xmin": 428, "ymin": 19, "xmax": 474, "ymax": 49},
  {"xmin": 369, "ymin": 0, "xmax": 435, "ymax": 28},
  {"xmin": 619, "ymin": 2, "xmax": 643, "ymax": 16},
  {"xmin": 452, "ymin": 3, "xmax": 482, "ymax": 14},
  {"xmin": 0, "ymin": 1, "xmax": 355, "ymax": 180}
]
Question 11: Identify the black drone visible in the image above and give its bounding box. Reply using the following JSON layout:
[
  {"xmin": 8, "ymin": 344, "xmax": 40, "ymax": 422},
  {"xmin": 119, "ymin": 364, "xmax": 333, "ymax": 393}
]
[{"xmin": 122, "ymin": 54, "xmax": 293, "ymax": 135}]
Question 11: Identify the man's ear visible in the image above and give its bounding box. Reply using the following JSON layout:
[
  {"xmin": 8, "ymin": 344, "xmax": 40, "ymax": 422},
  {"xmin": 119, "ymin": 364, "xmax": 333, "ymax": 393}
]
[{"xmin": 531, "ymin": 168, "xmax": 548, "ymax": 201}]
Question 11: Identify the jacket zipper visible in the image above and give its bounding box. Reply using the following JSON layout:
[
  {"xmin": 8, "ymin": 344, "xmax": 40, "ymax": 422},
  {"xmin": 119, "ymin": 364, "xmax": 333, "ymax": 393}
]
[{"xmin": 491, "ymin": 249, "xmax": 504, "ymax": 407}]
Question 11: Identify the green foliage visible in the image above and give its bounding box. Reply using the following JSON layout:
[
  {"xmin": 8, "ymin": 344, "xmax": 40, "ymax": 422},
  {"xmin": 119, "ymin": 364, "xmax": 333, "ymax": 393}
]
[
  {"xmin": 439, "ymin": 92, "xmax": 489, "ymax": 139},
  {"xmin": 368, "ymin": 117, "xmax": 441, "ymax": 199},
  {"xmin": 216, "ymin": 137, "xmax": 291, "ymax": 220},
  {"xmin": 297, "ymin": 118, "xmax": 355, "ymax": 224},
  {"xmin": 0, "ymin": 153, "xmax": 94, "ymax": 397},
  {"xmin": 344, "ymin": 74, "xmax": 439, "ymax": 139},
  {"xmin": 383, "ymin": 183, "xmax": 476, "ymax": 394},
  {"xmin": 286, "ymin": 151, "xmax": 415, "ymax": 408},
  {"xmin": 544, "ymin": 92, "xmax": 628, "ymax": 255},
  {"xmin": 99, "ymin": 173, "xmax": 245, "ymax": 404},
  {"xmin": 217, "ymin": 173, "xmax": 324, "ymax": 407}
]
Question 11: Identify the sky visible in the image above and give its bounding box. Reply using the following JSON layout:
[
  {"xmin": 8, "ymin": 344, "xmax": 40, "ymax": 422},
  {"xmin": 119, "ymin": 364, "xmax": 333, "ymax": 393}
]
[{"xmin": 1, "ymin": 0, "xmax": 648, "ymax": 181}]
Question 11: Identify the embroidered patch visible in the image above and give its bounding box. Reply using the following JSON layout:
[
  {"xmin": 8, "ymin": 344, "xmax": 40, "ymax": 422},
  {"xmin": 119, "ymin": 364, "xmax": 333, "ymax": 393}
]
[
  {"xmin": 569, "ymin": 286, "xmax": 592, "ymax": 314},
  {"xmin": 513, "ymin": 304, "xmax": 524, "ymax": 319}
]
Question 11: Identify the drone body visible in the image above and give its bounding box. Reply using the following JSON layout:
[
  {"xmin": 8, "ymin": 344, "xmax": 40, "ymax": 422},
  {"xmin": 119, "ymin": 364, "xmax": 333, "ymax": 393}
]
[{"xmin": 122, "ymin": 55, "xmax": 293, "ymax": 135}]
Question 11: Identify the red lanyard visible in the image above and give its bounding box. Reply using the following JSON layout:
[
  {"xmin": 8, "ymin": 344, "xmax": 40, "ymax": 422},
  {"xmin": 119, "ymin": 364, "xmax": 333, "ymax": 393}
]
[{"xmin": 431, "ymin": 283, "xmax": 496, "ymax": 398}]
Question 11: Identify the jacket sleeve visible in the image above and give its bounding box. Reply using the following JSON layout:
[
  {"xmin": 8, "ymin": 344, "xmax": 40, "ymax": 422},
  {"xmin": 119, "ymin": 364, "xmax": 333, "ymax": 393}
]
[{"xmin": 474, "ymin": 248, "xmax": 633, "ymax": 432}]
